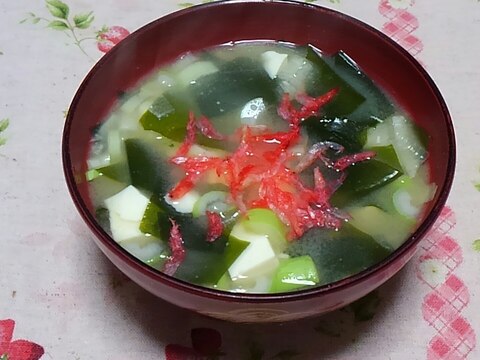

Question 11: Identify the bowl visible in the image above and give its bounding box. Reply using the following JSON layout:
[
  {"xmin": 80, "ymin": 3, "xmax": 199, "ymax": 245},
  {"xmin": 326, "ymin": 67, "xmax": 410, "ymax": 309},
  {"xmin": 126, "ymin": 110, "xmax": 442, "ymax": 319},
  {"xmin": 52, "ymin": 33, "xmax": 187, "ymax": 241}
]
[{"xmin": 62, "ymin": 0, "xmax": 455, "ymax": 323}]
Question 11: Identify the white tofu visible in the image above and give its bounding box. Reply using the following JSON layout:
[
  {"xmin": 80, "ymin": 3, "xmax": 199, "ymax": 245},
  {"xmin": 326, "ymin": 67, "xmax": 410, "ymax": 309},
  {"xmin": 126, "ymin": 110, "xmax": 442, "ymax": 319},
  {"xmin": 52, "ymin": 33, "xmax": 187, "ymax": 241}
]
[
  {"xmin": 261, "ymin": 51, "xmax": 288, "ymax": 79},
  {"xmin": 164, "ymin": 190, "xmax": 200, "ymax": 213},
  {"xmin": 104, "ymin": 185, "xmax": 150, "ymax": 222},
  {"xmin": 228, "ymin": 224, "xmax": 279, "ymax": 280},
  {"xmin": 108, "ymin": 211, "xmax": 144, "ymax": 242}
]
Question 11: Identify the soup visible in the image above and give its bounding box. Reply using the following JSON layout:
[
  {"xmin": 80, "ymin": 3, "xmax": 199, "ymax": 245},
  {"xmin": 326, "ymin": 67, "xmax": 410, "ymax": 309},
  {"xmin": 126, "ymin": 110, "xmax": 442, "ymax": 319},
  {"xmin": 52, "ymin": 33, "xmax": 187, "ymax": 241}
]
[{"xmin": 86, "ymin": 42, "xmax": 436, "ymax": 293}]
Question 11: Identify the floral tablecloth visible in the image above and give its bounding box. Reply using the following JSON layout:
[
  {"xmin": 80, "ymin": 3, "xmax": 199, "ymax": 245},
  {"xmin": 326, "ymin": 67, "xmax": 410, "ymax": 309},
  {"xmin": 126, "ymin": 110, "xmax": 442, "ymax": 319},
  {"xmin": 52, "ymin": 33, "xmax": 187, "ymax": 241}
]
[{"xmin": 1, "ymin": 0, "xmax": 479, "ymax": 359}]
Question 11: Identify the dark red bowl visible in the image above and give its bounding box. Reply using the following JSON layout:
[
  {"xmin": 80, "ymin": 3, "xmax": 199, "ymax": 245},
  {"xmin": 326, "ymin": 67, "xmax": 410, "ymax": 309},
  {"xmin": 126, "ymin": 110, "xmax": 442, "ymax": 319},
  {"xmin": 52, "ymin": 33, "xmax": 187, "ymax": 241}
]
[{"xmin": 62, "ymin": 0, "xmax": 455, "ymax": 322}]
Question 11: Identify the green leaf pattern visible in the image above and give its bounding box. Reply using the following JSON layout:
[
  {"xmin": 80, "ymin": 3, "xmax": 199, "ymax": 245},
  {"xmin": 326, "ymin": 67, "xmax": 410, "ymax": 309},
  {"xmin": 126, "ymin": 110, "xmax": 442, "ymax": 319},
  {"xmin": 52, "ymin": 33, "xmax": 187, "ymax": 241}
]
[
  {"xmin": 46, "ymin": 0, "xmax": 69, "ymax": 19},
  {"xmin": 0, "ymin": 118, "xmax": 9, "ymax": 146},
  {"xmin": 48, "ymin": 19, "xmax": 69, "ymax": 30},
  {"xmin": 21, "ymin": 1, "xmax": 117, "ymax": 60},
  {"xmin": 473, "ymin": 239, "xmax": 480, "ymax": 252},
  {"xmin": 73, "ymin": 11, "xmax": 94, "ymax": 29}
]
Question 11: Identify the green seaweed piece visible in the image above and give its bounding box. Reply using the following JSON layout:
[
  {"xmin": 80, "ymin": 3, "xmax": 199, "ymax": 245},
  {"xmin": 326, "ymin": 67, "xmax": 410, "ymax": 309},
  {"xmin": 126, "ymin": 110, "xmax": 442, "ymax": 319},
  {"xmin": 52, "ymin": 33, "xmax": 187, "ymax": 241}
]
[
  {"xmin": 368, "ymin": 145, "xmax": 402, "ymax": 171},
  {"xmin": 302, "ymin": 48, "xmax": 401, "ymax": 151},
  {"xmin": 190, "ymin": 57, "xmax": 278, "ymax": 118},
  {"xmin": 140, "ymin": 92, "xmax": 231, "ymax": 150},
  {"xmin": 305, "ymin": 46, "xmax": 365, "ymax": 118},
  {"xmin": 139, "ymin": 200, "xmax": 163, "ymax": 238},
  {"xmin": 125, "ymin": 138, "xmax": 175, "ymax": 197},
  {"xmin": 301, "ymin": 117, "xmax": 367, "ymax": 152},
  {"xmin": 331, "ymin": 159, "xmax": 402, "ymax": 207},
  {"xmin": 175, "ymin": 236, "xmax": 249, "ymax": 285},
  {"xmin": 287, "ymin": 223, "xmax": 391, "ymax": 285},
  {"xmin": 95, "ymin": 161, "xmax": 131, "ymax": 183},
  {"xmin": 142, "ymin": 194, "xmax": 247, "ymax": 285},
  {"xmin": 327, "ymin": 51, "xmax": 394, "ymax": 123},
  {"xmin": 139, "ymin": 93, "xmax": 190, "ymax": 141}
]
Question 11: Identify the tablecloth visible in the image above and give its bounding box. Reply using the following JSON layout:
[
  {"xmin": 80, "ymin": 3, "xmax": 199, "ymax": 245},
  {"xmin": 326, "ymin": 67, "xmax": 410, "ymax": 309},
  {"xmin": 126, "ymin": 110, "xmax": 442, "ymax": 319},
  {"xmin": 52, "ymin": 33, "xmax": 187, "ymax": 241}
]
[{"xmin": 1, "ymin": 0, "xmax": 479, "ymax": 359}]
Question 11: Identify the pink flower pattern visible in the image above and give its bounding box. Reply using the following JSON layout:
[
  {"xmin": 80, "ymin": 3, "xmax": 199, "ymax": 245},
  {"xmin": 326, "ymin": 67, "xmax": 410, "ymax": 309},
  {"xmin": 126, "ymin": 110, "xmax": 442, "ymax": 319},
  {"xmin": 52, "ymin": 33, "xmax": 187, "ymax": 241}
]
[
  {"xmin": 379, "ymin": 0, "xmax": 424, "ymax": 57},
  {"xmin": 0, "ymin": 320, "xmax": 44, "ymax": 360},
  {"xmin": 416, "ymin": 208, "xmax": 476, "ymax": 360},
  {"xmin": 378, "ymin": 1, "xmax": 476, "ymax": 357}
]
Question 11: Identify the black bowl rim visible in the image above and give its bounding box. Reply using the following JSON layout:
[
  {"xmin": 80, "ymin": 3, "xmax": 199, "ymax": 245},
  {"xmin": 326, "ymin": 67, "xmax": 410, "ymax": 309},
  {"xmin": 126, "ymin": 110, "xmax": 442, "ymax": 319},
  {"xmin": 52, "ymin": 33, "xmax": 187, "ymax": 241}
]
[{"xmin": 62, "ymin": 0, "xmax": 456, "ymax": 303}]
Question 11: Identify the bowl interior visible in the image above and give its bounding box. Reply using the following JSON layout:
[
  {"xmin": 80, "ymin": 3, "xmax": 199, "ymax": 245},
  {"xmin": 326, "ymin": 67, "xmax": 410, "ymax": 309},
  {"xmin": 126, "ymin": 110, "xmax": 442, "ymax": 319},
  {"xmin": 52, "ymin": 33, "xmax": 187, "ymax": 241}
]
[{"xmin": 63, "ymin": 0, "xmax": 455, "ymax": 299}]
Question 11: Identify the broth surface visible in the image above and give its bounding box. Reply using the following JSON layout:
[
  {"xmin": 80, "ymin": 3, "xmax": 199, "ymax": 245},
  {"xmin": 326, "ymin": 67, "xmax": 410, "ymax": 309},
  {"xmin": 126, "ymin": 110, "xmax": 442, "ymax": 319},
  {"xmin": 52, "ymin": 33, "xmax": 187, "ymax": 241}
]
[{"xmin": 86, "ymin": 41, "xmax": 436, "ymax": 293}]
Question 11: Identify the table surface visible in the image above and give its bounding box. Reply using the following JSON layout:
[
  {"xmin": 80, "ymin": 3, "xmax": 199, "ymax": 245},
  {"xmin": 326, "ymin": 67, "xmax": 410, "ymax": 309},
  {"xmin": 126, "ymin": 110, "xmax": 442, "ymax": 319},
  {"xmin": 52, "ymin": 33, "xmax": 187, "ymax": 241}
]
[{"xmin": 1, "ymin": 0, "xmax": 479, "ymax": 359}]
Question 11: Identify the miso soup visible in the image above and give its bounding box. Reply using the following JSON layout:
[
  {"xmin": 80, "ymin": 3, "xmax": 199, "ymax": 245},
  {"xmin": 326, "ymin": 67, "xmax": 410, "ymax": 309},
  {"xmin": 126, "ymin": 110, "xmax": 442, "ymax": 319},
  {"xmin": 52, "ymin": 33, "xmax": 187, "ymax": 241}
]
[{"xmin": 86, "ymin": 42, "xmax": 436, "ymax": 293}]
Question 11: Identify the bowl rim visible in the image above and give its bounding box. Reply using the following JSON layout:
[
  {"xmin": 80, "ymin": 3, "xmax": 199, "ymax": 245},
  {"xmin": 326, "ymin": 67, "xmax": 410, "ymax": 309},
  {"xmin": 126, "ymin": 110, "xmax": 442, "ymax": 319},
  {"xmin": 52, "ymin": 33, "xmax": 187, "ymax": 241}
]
[{"xmin": 63, "ymin": 0, "xmax": 456, "ymax": 303}]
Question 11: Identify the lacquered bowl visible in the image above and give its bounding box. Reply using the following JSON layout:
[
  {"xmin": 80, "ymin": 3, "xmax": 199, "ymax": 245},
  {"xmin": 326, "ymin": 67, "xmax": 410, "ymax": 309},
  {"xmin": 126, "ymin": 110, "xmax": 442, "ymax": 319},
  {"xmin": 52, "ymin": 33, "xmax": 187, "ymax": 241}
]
[{"xmin": 62, "ymin": 0, "xmax": 455, "ymax": 323}]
